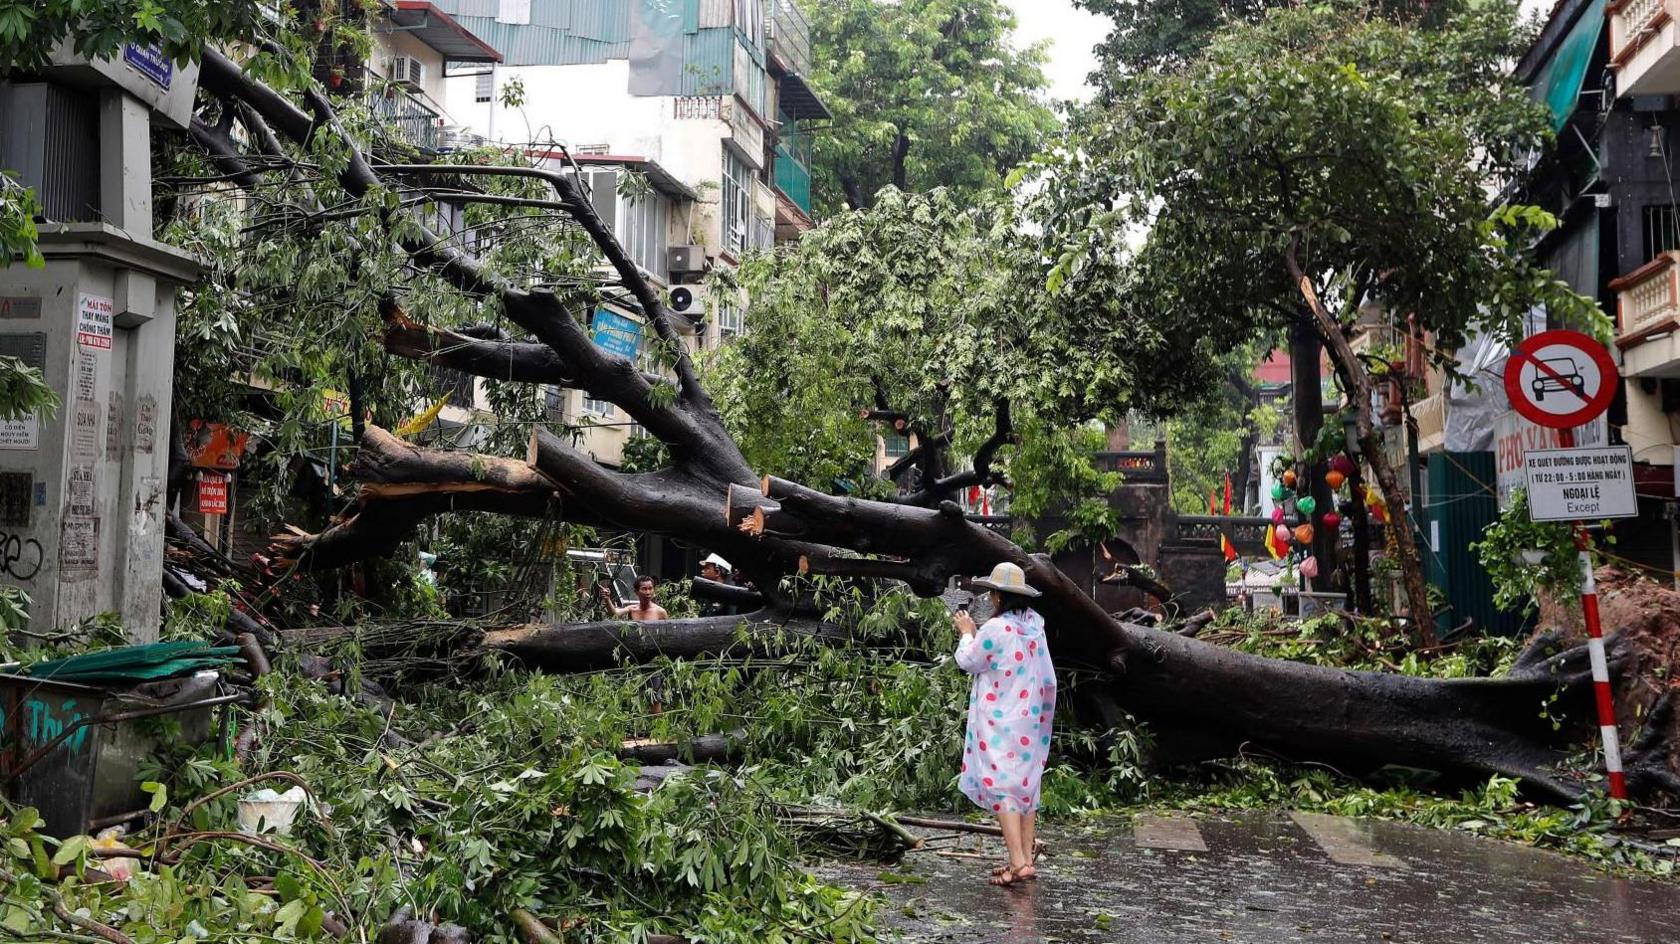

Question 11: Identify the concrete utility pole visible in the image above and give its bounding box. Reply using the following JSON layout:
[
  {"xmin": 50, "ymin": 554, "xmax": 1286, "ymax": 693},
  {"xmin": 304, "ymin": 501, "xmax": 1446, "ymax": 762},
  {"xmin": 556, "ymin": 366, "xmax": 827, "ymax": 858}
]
[{"xmin": 0, "ymin": 45, "xmax": 200, "ymax": 638}]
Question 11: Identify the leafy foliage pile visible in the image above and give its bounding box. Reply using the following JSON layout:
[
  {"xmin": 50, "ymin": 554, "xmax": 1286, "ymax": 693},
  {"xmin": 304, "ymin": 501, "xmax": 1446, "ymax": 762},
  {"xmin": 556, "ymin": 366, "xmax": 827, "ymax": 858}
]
[{"xmin": 1201, "ymin": 607, "xmax": 1522, "ymax": 678}]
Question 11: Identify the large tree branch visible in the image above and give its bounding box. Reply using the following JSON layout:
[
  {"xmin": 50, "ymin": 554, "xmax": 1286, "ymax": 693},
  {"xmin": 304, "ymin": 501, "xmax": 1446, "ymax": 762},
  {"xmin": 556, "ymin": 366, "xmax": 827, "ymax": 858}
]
[
  {"xmin": 1285, "ymin": 235, "xmax": 1435, "ymax": 644},
  {"xmin": 897, "ymin": 399, "xmax": 1013, "ymax": 505}
]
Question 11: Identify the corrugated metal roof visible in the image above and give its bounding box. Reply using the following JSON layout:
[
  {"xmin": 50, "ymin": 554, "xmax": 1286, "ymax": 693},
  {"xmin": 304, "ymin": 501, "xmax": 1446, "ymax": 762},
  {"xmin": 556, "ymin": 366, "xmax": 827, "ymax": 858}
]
[{"xmin": 429, "ymin": 0, "xmax": 776, "ymax": 109}]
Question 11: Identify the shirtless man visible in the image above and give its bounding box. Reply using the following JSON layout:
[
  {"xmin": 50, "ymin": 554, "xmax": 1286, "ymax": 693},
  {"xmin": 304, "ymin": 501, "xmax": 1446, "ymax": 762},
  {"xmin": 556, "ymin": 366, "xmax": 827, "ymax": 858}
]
[{"xmin": 607, "ymin": 575, "xmax": 669, "ymax": 622}]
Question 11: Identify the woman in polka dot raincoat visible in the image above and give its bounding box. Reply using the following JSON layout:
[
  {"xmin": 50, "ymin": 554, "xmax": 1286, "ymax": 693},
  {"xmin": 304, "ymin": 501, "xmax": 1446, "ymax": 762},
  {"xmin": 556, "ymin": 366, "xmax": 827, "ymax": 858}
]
[{"xmin": 953, "ymin": 561, "xmax": 1055, "ymax": 887}]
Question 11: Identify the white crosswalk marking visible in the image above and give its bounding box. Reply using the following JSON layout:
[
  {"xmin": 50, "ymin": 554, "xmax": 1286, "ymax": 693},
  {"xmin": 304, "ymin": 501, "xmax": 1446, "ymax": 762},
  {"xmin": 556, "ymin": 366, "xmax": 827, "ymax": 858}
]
[
  {"xmin": 1289, "ymin": 812, "xmax": 1405, "ymax": 868},
  {"xmin": 1132, "ymin": 813, "xmax": 1208, "ymax": 852}
]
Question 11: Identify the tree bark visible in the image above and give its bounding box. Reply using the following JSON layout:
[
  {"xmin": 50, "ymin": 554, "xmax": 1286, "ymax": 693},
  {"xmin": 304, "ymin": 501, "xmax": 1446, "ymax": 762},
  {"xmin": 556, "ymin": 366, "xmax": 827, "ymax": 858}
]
[
  {"xmin": 1285, "ymin": 243, "xmax": 1435, "ymax": 645},
  {"xmin": 481, "ymin": 611, "xmax": 850, "ymax": 671}
]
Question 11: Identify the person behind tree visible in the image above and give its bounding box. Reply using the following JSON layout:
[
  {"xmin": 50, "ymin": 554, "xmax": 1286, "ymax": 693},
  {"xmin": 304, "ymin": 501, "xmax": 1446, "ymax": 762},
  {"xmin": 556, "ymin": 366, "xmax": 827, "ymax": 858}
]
[
  {"xmin": 698, "ymin": 553, "xmax": 736, "ymax": 617},
  {"xmin": 953, "ymin": 561, "xmax": 1055, "ymax": 887},
  {"xmin": 606, "ymin": 575, "xmax": 669, "ymax": 622}
]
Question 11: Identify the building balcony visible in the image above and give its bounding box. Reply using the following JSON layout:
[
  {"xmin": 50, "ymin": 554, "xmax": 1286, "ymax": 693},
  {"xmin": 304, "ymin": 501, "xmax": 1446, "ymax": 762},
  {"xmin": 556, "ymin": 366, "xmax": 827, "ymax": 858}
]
[
  {"xmin": 766, "ymin": 0, "xmax": 814, "ymax": 78},
  {"xmin": 1610, "ymin": 250, "xmax": 1680, "ymax": 377},
  {"xmin": 773, "ymin": 144, "xmax": 812, "ymax": 216},
  {"xmin": 367, "ymin": 83, "xmax": 444, "ymax": 150},
  {"xmin": 1611, "ymin": 0, "xmax": 1680, "ymax": 96}
]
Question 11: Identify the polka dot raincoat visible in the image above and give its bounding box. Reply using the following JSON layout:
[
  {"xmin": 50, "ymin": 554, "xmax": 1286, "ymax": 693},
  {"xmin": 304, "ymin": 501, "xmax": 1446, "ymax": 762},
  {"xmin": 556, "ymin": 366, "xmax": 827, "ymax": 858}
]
[{"xmin": 956, "ymin": 607, "xmax": 1055, "ymax": 814}]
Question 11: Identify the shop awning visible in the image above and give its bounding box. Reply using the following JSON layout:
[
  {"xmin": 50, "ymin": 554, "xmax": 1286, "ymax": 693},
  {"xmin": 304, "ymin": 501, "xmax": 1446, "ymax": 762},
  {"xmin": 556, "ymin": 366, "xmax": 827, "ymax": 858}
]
[{"xmin": 1529, "ymin": 0, "xmax": 1604, "ymax": 132}]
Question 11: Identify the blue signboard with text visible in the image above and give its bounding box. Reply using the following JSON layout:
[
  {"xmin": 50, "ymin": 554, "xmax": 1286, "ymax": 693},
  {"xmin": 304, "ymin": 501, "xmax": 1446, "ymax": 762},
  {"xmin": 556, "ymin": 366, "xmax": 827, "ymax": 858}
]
[
  {"xmin": 590, "ymin": 309, "xmax": 642, "ymax": 359},
  {"xmin": 123, "ymin": 43, "xmax": 174, "ymax": 89}
]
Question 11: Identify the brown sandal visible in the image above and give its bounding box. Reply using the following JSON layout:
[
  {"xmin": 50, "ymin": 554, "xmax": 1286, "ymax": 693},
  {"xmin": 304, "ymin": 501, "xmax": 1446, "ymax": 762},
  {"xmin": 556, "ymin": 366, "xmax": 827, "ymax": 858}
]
[{"xmin": 989, "ymin": 867, "xmax": 1022, "ymax": 887}]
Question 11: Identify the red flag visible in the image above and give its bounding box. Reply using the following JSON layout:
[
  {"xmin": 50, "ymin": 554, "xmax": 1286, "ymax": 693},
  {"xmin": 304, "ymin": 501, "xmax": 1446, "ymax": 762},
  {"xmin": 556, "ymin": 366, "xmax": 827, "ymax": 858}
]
[
  {"xmin": 1220, "ymin": 533, "xmax": 1238, "ymax": 562},
  {"xmin": 1223, "ymin": 473, "xmax": 1233, "ymax": 516},
  {"xmin": 1209, "ymin": 488, "xmax": 1219, "ymax": 514}
]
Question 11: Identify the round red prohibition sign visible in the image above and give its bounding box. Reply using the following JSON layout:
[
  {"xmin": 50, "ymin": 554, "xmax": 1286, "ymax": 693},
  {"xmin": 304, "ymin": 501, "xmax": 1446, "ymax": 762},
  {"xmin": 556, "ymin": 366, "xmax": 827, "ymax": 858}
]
[{"xmin": 1503, "ymin": 329, "xmax": 1618, "ymax": 430}]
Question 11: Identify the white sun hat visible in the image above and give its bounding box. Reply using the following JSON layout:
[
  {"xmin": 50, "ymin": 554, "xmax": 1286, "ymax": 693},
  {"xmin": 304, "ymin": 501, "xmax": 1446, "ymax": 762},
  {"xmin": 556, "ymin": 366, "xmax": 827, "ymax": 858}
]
[
  {"xmin": 970, "ymin": 561, "xmax": 1041, "ymax": 597},
  {"xmin": 701, "ymin": 553, "xmax": 731, "ymax": 569}
]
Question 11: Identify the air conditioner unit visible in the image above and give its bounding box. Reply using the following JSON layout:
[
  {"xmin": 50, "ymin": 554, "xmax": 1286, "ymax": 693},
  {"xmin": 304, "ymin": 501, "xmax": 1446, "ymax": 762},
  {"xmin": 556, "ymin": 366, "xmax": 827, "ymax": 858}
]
[
  {"xmin": 668, "ymin": 283, "xmax": 707, "ymax": 319},
  {"xmin": 391, "ymin": 56, "xmax": 425, "ymax": 89},
  {"xmin": 668, "ymin": 245, "xmax": 707, "ymax": 277}
]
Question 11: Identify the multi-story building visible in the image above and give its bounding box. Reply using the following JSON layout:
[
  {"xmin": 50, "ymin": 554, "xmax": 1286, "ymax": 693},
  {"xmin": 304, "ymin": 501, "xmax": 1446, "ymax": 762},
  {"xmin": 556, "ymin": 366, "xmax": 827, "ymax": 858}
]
[
  {"xmin": 1510, "ymin": 0, "xmax": 1680, "ymax": 583},
  {"xmin": 397, "ymin": 0, "xmax": 829, "ymax": 469}
]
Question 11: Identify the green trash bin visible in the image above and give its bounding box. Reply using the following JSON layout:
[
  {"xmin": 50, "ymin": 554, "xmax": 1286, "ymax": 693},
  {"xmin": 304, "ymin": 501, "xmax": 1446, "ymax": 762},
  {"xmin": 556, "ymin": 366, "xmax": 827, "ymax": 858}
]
[{"xmin": 0, "ymin": 671, "xmax": 239, "ymax": 837}]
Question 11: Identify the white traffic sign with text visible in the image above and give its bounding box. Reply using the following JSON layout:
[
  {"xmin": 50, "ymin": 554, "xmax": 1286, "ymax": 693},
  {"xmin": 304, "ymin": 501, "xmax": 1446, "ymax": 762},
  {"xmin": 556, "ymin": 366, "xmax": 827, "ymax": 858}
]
[{"xmin": 1523, "ymin": 446, "xmax": 1638, "ymax": 522}]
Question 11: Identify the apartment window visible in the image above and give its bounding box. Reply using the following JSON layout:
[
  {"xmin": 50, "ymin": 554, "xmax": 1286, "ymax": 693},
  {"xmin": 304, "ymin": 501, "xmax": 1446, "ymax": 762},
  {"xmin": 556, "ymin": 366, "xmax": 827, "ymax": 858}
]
[
  {"xmin": 622, "ymin": 189, "xmax": 671, "ymax": 281},
  {"xmin": 474, "ymin": 71, "xmax": 494, "ymax": 103},
  {"xmin": 721, "ymin": 148, "xmax": 751, "ymax": 256},
  {"xmin": 751, "ymin": 211, "xmax": 775, "ymax": 253},
  {"xmin": 1644, "ymin": 204, "xmax": 1680, "ymax": 261},
  {"xmin": 544, "ymin": 385, "xmax": 567, "ymax": 422},
  {"xmin": 716, "ymin": 299, "xmax": 744, "ymax": 339},
  {"xmin": 583, "ymin": 393, "xmax": 614, "ymax": 417},
  {"xmin": 884, "ymin": 433, "xmax": 910, "ymax": 459},
  {"xmin": 736, "ymin": 0, "xmax": 764, "ymax": 47}
]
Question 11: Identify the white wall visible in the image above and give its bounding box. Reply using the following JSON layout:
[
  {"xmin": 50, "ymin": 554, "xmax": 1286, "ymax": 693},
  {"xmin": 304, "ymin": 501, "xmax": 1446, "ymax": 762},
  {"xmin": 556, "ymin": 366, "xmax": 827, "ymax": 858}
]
[{"xmin": 444, "ymin": 62, "xmax": 735, "ymax": 252}]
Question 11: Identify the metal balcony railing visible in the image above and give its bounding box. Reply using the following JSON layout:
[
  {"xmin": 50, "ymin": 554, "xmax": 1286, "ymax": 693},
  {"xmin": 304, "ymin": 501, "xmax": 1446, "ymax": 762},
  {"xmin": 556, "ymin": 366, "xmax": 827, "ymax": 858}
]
[
  {"xmin": 1611, "ymin": 250, "xmax": 1680, "ymax": 343},
  {"xmin": 367, "ymin": 83, "xmax": 442, "ymax": 151},
  {"xmin": 773, "ymin": 143, "xmax": 812, "ymax": 215},
  {"xmin": 766, "ymin": 0, "xmax": 813, "ymax": 77}
]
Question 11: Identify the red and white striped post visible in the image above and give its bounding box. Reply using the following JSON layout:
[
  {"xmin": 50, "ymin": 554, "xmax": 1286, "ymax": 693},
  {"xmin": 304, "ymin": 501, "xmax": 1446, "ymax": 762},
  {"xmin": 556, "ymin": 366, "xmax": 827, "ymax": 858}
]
[{"xmin": 1577, "ymin": 536, "xmax": 1628, "ymax": 799}]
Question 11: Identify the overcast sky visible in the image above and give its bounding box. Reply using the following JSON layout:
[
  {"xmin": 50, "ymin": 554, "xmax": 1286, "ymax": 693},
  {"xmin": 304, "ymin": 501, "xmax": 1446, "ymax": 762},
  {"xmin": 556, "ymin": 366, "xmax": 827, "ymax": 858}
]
[{"xmin": 1004, "ymin": 0, "xmax": 1108, "ymax": 103}]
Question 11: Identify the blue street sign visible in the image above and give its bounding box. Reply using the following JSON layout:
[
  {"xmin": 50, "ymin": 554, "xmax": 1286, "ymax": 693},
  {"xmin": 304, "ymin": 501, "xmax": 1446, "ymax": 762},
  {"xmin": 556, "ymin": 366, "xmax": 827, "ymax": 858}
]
[
  {"xmin": 590, "ymin": 308, "xmax": 642, "ymax": 359},
  {"xmin": 123, "ymin": 43, "xmax": 174, "ymax": 89}
]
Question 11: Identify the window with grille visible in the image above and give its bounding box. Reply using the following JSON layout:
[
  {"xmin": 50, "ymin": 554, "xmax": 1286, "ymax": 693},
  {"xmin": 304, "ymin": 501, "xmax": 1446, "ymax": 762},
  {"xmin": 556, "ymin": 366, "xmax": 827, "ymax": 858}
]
[
  {"xmin": 474, "ymin": 71, "xmax": 493, "ymax": 103},
  {"xmin": 1644, "ymin": 204, "xmax": 1680, "ymax": 260},
  {"xmin": 721, "ymin": 148, "xmax": 751, "ymax": 257},
  {"xmin": 544, "ymin": 385, "xmax": 567, "ymax": 422},
  {"xmin": 884, "ymin": 433, "xmax": 910, "ymax": 458},
  {"xmin": 622, "ymin": 188, "xmax": 671, "ymax": 281},
  {"xmin": 716, "ymin": 300, "xmax": 744, "ymax": 339},
  {"xmin": 582, "ymin": 394, "xmax": 614, "ymax": 417}
]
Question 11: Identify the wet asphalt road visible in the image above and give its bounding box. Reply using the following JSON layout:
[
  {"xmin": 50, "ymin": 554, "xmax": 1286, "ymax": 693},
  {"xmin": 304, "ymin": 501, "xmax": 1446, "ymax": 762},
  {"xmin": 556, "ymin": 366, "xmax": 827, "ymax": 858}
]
[{"xmin": 817, "ymin": 812, "xmax": 1680, "ymax": 943}]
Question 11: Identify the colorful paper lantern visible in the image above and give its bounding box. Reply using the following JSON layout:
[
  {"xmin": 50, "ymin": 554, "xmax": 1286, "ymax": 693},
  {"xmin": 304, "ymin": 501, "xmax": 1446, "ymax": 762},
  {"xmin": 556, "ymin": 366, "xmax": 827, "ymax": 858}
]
[
  {"xmin": 1282, "ymin": 469, "xmax": 1298, "ymax": 488},
  {"xmin": 1330, "ymin": 454, "xmax": 1356, "ymax": 476},
  {"xmin": 1275, "ymin": 524, "xmax": 1292, "ymax": 544},
  {"xmin": 1325, "ymin": 469, "xmax": 1346, "ymax": 490},
  {"xmin": 1270, "ymin": 507, "xmax": 1285, "ymax": 524},
  {"xmin": 1294, "ymin": 523, "xmax": 1315, "ymax": 545},
  {"xmin": 1296, "ymin": 496, "xmax": 1317, "ymax": 516},
  {"xmin": 1321, "ymin": 511, "xmax": 1342, "ymax": 529},
  {"xmin": 1271, "ymin": 482, "xmax": 1287, "ymax": 501},
  {"xmin": 1299, "ymin": 556, "xmax": 1320, "ymax": 579}
]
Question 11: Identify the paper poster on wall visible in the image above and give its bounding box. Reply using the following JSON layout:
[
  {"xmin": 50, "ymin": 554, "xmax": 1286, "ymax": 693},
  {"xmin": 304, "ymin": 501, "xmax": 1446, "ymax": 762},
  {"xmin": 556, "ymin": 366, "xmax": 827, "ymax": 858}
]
[
  {"xmin": 135, "ymin": 395, "xmax": 157, "ymax": 453},
  {"xmin": 75, "ymin": 349, "xmax": 98, "ymax": 400},
  {"xmin": 59, "ymin": 515, "xmax": 98, "ymax": 580},
  {"xmin": 106, "ymin": 391, "xmax": 124, "ymax": 460},
  {"xmin": 71, "ymin": 399, "xmax": 99, "ymax": 463},
  {"xmin": 76, "ymin": 294, "xmax": 113, "ymax": 351},
  {"xmin": 67, "ymin": 465, "xmax": 95, "ymax": 518}
]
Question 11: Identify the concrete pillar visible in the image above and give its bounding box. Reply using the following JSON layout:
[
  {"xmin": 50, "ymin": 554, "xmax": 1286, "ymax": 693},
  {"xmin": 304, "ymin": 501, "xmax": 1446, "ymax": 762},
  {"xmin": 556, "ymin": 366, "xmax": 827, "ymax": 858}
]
[{"xmin": 0, "ymin": 75, "xmax": 196, "ymax": 640}]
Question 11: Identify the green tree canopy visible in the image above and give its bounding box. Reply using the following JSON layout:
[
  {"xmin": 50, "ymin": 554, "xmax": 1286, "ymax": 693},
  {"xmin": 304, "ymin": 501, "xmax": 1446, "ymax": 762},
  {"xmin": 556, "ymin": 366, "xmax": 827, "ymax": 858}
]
[
  {"xmin": 1030, "ymin": 0, "xmax": 1602, "ymax": 624},
  {"xmin": 807, "ymin": 0, "xmax": 1060, "ymax": 213},
  {"xmin": 709, "ymin": 187, "xmax": 1224, "ymax": 546},
  {"xmin": 0, "ymin": 0, "xmax": 261, "ymax": 70}
]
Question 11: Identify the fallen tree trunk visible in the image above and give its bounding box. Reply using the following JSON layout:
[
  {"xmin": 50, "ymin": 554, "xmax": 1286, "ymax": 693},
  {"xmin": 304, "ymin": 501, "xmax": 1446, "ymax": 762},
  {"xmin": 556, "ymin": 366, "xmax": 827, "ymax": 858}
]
[
  {"xmin": 689, "ymin": 577, "xmax": 763, "ymax": 609},
  {"xmin": 190, "ymin": 44, "xmax": 1676, "ymax": 805},
  {"xmin": 618, "ymin": 732, "xmax": 742, "ymax": 766},
  {"xmin": 481, "ymin": 611, "xmax": 849, "ymax": 672}
]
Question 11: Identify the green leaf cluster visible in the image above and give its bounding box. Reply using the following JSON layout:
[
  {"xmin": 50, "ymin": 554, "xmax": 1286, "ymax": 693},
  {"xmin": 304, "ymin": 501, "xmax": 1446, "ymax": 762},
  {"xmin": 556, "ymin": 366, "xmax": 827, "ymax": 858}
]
[{"xmin": 807, "ymin": 0, "xmax": 1060, "ymax": 212}]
